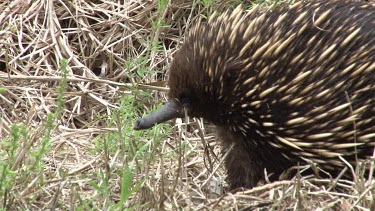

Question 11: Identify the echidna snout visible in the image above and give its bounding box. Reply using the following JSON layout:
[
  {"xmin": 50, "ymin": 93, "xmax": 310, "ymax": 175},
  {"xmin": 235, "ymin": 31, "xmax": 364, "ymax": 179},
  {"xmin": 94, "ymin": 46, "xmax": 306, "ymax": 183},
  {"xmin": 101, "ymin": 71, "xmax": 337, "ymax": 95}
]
[{"xmin": 134, "ymin": 99, "xmax": 186, "ymax": 130}]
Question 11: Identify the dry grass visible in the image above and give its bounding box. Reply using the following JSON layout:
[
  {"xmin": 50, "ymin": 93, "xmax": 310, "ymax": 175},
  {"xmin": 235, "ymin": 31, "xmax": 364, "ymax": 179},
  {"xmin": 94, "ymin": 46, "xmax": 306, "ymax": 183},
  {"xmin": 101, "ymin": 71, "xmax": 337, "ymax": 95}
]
[{"xmin": 0, "ymin": 0, "xmax": 374, "ymax": 210}]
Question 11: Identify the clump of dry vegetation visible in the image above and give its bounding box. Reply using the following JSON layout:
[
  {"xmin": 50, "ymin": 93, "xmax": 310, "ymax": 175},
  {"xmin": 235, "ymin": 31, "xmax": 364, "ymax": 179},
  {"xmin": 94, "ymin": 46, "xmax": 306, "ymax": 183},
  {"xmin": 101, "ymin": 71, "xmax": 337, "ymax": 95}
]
[{"xmin": 0, "ymin": 0, "xmax": 374, "ymax": 210}]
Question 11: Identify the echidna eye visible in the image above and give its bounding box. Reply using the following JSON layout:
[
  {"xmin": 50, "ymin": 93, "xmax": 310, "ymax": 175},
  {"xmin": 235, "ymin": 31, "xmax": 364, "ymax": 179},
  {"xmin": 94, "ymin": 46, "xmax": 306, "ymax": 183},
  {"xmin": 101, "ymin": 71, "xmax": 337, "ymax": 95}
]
[{"xmin": 180, "ymin": 97, "xmax": 192, "ymax": 106}]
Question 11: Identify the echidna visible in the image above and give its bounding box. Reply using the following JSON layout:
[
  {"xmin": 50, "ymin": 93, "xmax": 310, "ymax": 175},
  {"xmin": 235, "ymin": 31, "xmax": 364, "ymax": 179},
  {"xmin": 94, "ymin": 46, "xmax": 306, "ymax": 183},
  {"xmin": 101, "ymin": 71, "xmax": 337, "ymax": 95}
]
[{"xmin": 134, "ymin": 0, "xmax": 375, "ymax": 189}]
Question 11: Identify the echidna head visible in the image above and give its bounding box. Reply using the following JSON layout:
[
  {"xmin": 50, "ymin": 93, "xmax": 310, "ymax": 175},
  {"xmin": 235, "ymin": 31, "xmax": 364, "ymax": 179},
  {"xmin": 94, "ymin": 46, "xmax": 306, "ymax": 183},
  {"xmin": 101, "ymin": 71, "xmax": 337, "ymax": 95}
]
[
  {"xmin": 133, "ymin": 84, "xmax": 203, "ymax": 131},
  {"xmin": 134, "ymin": 42, "xmax": 213, "ymax": 130}
]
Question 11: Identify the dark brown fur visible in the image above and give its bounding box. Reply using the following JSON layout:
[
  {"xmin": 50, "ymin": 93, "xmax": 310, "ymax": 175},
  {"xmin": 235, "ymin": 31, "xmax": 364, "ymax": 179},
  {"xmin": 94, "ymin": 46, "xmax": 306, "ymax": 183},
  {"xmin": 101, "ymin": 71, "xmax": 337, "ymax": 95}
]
[{"xmin": 168, "ymin": 0, "xmax": 375, "ymax": 189}]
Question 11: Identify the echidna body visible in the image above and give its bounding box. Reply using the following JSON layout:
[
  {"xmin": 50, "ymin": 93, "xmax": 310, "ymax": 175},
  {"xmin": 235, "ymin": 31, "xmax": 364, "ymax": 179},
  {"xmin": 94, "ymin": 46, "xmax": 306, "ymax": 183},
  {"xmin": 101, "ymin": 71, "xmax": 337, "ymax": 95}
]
[{"xmin": 135, "ymin": 0, "xmax": 375, "ymax": 189}]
